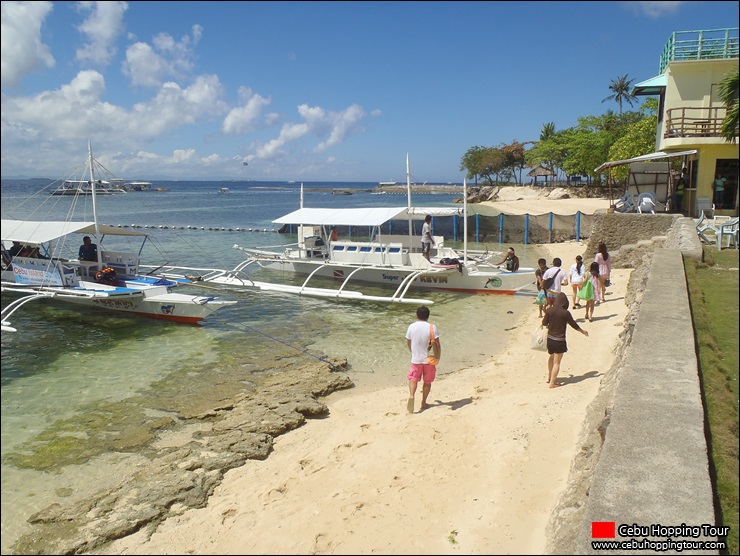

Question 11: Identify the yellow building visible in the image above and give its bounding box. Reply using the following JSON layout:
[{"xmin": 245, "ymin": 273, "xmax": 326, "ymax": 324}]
[{"xmin": 632, "ymin": 28, "xmax": 739, "ymax": 217}]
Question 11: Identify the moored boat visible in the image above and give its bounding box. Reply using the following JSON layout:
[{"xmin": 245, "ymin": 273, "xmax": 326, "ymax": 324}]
[
  {"xmin": 1, "ymin": 143, "xmax": 235, "ymax": 332},
  {"xmin": 146, "ymin": 156, "xmax": 535, "ymax": 304}
]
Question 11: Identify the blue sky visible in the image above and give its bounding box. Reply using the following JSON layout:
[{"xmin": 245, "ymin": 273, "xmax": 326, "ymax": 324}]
[{"xmin": 1, "ymin": 1, "xmax": 737, "ymax": 182}]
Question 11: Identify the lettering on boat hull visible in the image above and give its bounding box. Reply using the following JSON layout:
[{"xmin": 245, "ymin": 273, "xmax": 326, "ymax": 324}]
[{"xmin": 419, "ymin": 276, "xmax": 449, "ymax": 284}]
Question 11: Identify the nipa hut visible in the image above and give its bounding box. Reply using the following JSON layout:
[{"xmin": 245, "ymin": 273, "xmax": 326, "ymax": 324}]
[{"xmin": 527, "ymin": 165, "xmax": 555, "ymax": 186}]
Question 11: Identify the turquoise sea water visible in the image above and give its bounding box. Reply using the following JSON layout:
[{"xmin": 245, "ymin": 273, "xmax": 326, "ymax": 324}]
[{"xmin": 1, "ymin": 179, "xmax": 544, "ymax": 551}]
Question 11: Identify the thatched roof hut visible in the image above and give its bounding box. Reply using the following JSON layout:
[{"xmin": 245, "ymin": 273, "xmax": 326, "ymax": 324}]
[{"xmin": 527, "ymin": 165, "xmax": 555, "ymax": 185}]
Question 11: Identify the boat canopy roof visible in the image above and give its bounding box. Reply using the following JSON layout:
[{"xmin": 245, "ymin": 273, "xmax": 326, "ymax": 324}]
[
  {"xmin": 1, "ymin": 219, "xmax": 147, "ymax": 244},
  {"xmin": 273, "ymin": 206, "xmax": 463, "ymax": 227}
]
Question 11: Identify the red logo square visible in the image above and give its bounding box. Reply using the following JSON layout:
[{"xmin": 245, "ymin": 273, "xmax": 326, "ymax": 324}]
[{"xmin": 592, "ymin": 521, "xmax": 616, "ymax": 538}]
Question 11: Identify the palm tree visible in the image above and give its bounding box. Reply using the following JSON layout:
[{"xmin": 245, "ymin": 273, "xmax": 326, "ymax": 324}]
[
  {"xmin": 540, "ymin": 122, "xmax": 556, "ymax": 141},
  {"xmin": 718, "ymin": 67, "xmax": 739, "ymax": 144},
  {"xmin": 602, "ymin": 74, "xmax": 638, "ymax": 114}
]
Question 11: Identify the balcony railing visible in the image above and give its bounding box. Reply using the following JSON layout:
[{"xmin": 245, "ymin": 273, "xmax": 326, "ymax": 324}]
[
  {"xmin": 659, "ymin": 28, "xmax": 739, "ymax": 73},
  {"xmin": 664, "ymin": 107, "xmax": 736, "ymax": 139}
]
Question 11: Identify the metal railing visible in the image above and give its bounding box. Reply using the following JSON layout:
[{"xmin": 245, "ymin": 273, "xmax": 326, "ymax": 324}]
[
  {"xmin": 664, "ymin": 106, "xmax": 734, "ymax": 138},
  {"xmin": 659, "ymin": 28, "xmax": 739, "ymax": 73}
]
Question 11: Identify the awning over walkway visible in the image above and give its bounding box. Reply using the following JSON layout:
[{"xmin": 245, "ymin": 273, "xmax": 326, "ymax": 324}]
[
  {"xmin": 594, "ymin": 150, "xmax": 698, "ymax": 173},
  {"xmin": 632, "ymin": 74, "xmax": 667, "ymax": 96}
]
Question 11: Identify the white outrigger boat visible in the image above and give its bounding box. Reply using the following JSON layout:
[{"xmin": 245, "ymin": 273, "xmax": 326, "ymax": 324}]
[
  {"xmin": 148, "ymin": 157, "xmax": 535, "ymax": 305},
  {"xmin": 1, "ymin": 144, "xmax": 236, "ymax": 331}
]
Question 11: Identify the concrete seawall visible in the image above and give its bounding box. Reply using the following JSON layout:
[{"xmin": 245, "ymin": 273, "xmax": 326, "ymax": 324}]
[{"xmin": 547, "ymin": 214, "xmax": 719, "ymax": 554}]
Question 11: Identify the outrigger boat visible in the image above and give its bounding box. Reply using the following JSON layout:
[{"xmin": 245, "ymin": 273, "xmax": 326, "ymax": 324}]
[
  {"xmin": 1, "ymin": 144, "xmax": 236, "ymax": 331},
  {"xmin": 147, "ymin": 157, "xmax": 535, "ymax": 304}
]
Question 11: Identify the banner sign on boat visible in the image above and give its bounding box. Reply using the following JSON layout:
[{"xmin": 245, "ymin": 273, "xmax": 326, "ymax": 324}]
[{"xmin": 12, "ymin": 261, "xmax": 64, "ymax": 286}]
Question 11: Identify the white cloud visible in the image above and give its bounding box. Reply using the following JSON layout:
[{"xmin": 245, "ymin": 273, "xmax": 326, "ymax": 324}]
[
  {"xmin": 129, "ymin": 74, "xmax": 227, "ymax": 135},
  {"xmin": 627, "ymin": 1, "xmax": 684, "ymax": 18},
  {"xmin": 122, "ymin": 26, "xmax": 200, "ymax": 88},
  {"xmin": 0, "ymin": 0, "xmax": 55, "ymax": 88},
  {"xmin": 1, "ymin": 70, "xmax": 227, "ymax": 162},
  {"xmin": 75, "ymin": 1, "xmax": 128, "ymax": 66},
  {"xmin": 222, "ymin": 86, "xmax": 271, "ymax": 134},
  {"xmin": 253, "ymin": 103, "xmax": 367, "ymax": 160},
  {"xmin": 315, "ymin": 104, "xmax": 365, "ymax": 152}
]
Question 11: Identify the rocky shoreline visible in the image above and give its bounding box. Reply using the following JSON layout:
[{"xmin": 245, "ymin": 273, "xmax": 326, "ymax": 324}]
[{"xmin": 9, "ymin": 359, "xmax": 353, "ymax": 555}]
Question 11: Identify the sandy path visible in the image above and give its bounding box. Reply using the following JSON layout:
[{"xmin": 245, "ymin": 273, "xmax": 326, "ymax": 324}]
[{"xmin": 100, "ymin": 239, "xmax": 630, "ymax": 555}]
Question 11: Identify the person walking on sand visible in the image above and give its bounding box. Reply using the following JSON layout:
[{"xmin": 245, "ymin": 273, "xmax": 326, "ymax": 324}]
[
  {"xmin": 542, "ymin": 292, "xmax": 588, "ymax": 388},
  {"xmin": 568, "ymin": 255, "xmax": 586, "ymax": 309},
  {"xmin": 405, "ymin": 305, "xmax": 440, "ymax": 413},
  {"xmin": 583, "ymin": 261, "xmax": 601, "ymax": 322},
  {"xmin": 541, "ymin": 257, "xmax": 568, "ymax": 309},
  {"xmin": 594, "ymin": 241, "xmax": 611, "ymax": 304},
  {"xmin": 534, "ymin": 258, "xmax": 548, "ymax": 318}
]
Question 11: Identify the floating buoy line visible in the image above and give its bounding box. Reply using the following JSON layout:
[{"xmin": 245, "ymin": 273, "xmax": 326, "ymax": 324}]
[{"xmin": 103, "ymin": 224, "xmax": 277, "ymax": 232}]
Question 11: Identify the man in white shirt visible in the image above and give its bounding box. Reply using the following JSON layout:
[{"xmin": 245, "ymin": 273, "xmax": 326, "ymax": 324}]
[
  {"xmin": 405, "ymin": 305, "xmax": 440, "ymax": 413},
  {"xmin": 541, "ymin": 257, "xmax": 568, "ymax": 309},
  {"xmin": 421, "ymin": 215, "xmax": 433, "ymax": 262}
]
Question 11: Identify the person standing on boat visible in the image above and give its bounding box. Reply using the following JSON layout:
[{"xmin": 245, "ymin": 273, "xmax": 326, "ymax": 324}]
[
  {"xmin": 495, "ymin": 247, "xmax": 520, "ymax": 271},
  {"xmin": 330, "ymin": 226, "xmax": 338, "ymax": 242},
  {"xmin": 405, "ymin": 305, "xmax": 440, "ymax": 413},
  {"xmin": 421, "ymin": 215, "xmax": 434, "ymax": 262},
  {"xmin": 78, "ymin": 236, "xmax": 98, "ymax": 261}
]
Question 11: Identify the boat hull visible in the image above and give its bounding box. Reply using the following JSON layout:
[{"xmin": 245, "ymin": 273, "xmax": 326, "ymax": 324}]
[
  {"xmin": 1, "ymin": 284, "xmax": 234, "ymax": 324},
  {"xmin": 255, "ymin": 259, "xmax": 535, "ymax": 295}
]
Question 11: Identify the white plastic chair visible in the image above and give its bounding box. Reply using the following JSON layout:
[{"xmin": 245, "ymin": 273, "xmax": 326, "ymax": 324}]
[
  {"xmin": 696, "ymin": 212, "xmax": 719, "ymax": 244},
  {"xmin": 717, "ymin": 217, "xmax": 739, "ymax": 250},
  {"xmin": 695, "ymin": 197, "xmax": 715, "ymax": 219},
  {"xmin": 637, "ymin": 193, "xmax": 657, "ymax": 214},
  {"xmin": 614, "ymin": 192, "xmax": 635, "ymax": 213}
]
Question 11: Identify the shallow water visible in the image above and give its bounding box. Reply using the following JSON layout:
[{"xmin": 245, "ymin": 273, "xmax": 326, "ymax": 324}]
[{"xmin": 1, "ymin": 179, "xmax": 545, "ymax": 552}]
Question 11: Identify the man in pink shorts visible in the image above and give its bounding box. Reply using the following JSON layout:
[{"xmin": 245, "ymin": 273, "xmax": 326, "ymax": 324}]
[{"xmin": 405, "ymin": 305, "xmax": 440, "ymax": 413}]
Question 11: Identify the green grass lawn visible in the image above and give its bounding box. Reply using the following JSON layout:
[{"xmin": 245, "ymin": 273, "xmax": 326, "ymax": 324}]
[{"xmin": 685, "ymin": 246, "xmax": 739, "ymax": 555}]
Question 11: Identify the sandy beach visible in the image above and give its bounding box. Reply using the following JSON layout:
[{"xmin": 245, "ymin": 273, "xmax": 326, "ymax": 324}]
[
  {"xmin": 476, "ymin": 188, "xmax": 613, "ymax": 216},
  {"xmin": 99, "ymin": 219, "xmax": 632, "ymax": 555}
]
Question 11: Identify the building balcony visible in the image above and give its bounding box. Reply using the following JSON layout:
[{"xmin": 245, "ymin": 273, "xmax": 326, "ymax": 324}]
[
  {"xmin": 664, "ymin": 107, "xmax": 737, "ymax": 139},
  {"xmin": 659, "ymin": 28, "xmax": 739, "ymax": 74}
]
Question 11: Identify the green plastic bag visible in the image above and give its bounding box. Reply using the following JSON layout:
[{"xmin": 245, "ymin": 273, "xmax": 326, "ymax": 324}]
[{"xmin": 577, "ymin": 278, "xmax": 594, "ymax": 301}]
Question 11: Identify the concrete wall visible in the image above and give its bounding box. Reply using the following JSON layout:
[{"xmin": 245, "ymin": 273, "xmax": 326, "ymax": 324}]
[{"xmin": 546, "ymin": 214, "xmax": 719, "ymax": 554}]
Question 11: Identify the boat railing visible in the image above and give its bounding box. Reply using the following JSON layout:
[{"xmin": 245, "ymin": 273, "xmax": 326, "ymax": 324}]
[{"xmin": 101, "ymin": 250, "xmax": 140, "ymax": 278}]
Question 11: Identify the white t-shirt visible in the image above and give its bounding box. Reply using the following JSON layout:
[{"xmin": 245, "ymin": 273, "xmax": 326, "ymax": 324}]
[
  {"xmin": 421, "ymin": 222, "xmax": 432, "ymax": 244},
  {"xmin": 569, "ymin": 263, "xmax": 586, "ymax": 284},
  {"xmin": 406, "ymin": 320, "xmax": 439, "ymax": 364},
  {"xmin": 542, "ymin": 266, "xmax": 566, "ymax": 292}
]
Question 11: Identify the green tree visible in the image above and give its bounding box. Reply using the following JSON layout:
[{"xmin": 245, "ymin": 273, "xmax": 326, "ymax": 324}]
[
  {"xmin": 540, "ymin": 122, "xmax": 556, "ymax": 141},
  {"xmin": 718, "ymin": 66, "xmax": 739, "ymax": 144},
  {"xmin": 459, "ymin": 146, "xmax": 487, "ymax": 185},
  {"xmin": 502, "ymin": 141, "xmax": 529, "ymax": 185},
  {"xmin": 526, "ymin": 129, "xmax": 566, "ymax": 182},
  {"xmin": 603, "ymin": 74, "xmax": 639, "ymax": 114}
]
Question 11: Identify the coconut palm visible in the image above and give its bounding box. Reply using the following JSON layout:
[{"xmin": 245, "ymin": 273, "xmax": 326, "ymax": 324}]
[
  {"xmin": 540, "ymin": 122, "xmax": 556, "ymax": 141},
  {"xmin": 602, "ymin": 74, "xmax": 638, "ymax": 114},
  {"xmin": 718, "ymin": 67, "xmax": 739, "ymax": 144}
]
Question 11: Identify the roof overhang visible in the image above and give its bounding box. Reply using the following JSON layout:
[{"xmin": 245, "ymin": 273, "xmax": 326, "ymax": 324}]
[
  {"xmin": 594, "ymin": 150, "xmax": 698, "ymax": 173},
  {"xmin": 632, "ymin": 74, "xmax": 667, "ymax": 96},
  {"xmin": 273, "ymin": 206, "xmax": 463, "ymax": 227},
  {"xmin": 1, "ymin": 220, "xmax": 147, "ymax": 244}
]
